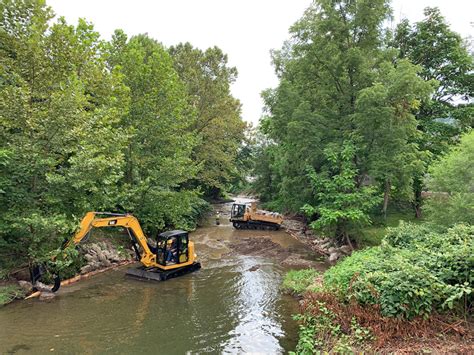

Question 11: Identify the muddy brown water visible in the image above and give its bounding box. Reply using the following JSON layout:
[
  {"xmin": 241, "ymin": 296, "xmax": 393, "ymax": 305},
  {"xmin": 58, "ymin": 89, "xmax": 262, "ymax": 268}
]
[{"xmin": 0, "ymin": 198, "xmax": 327, "ymax": 354}]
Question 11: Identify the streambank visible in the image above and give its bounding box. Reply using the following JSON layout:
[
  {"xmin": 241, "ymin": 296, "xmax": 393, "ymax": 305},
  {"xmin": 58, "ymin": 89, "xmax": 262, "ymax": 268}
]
[
  {"xmin": 281, "ymin": 222, "xmax": 474, "ymax": 353},
  {"xmin": 282, "ymin": 217, "xmax": 353, "ymax": 264},
  {"xmin": 282, "ymin": 269, "xmax": 473, "ymax": 353},
  {"xmin": 2, "ymin": 240, "xmax": 136, "ymax": 305}
]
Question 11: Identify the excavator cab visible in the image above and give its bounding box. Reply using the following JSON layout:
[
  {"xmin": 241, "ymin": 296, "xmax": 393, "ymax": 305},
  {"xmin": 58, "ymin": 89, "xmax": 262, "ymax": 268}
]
[
  {"xmin": 155, "ymin": 230, "xmax": 190, "ymax": 266},
  {"xmin": 230, "ymin": 203, "xmax": 247, "ymax": 220}
]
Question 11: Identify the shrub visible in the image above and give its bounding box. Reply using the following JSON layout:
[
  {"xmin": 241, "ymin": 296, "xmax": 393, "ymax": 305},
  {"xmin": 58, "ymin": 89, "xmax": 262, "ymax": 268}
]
[
  {"xmin": 323, "ymin": 223, "xmax": 474, "ymax": 319},
  {"xmin": 282, "ymin": 269, "xmax": 320, "ymax": 294},
  {"xmin": 0, "ymin": 285, "xmax": 25, "ymax": 306},
  {"xmin": 383, "ymin": 221, "xmax": 432, "ymax": 248}
]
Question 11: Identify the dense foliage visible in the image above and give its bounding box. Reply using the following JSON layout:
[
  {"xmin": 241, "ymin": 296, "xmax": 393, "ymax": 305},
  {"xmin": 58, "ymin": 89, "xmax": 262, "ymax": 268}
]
[
  {"xmin": 393, "ymin": 7, "xmax": 474, "ymax": 217},
  {"xmin": 324, "ymin": 223, "xmax": 473, "ymax": 319},
  {"xmin": 169, "ymin": 43, "xmax": 246, "ymax": 198},
  {"xmin": 424, "ymin": 131, "xmax": 474, "ymax": 226},
  {"xmin": 302, "ymin": 143, "xmax": 380, "ymax": 247},
  {"xmin": 287, "ymin": 126, "xmax": 473, "ymax": 353},
  {"xmin": 253, "ymin": 0, "xmax": 473, "ymax": 240},
  {"xmin": 286, "ymin": 221, "xmax": 473, "ymax": 352},
  {"xmin": 0, "ymin": 0, "xmax": 245, "ymax": 271}
]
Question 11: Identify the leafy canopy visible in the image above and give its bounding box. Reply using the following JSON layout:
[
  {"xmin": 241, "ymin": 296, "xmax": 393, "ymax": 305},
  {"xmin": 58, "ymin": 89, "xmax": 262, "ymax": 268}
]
[{"xmin": 302, "ymin": 143, "xmax": 381, "ymax": 244}]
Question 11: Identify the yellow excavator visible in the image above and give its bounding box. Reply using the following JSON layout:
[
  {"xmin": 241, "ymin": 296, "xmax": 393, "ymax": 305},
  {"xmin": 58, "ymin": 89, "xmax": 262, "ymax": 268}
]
[
  {"xmin": 33, "ymin": 212, "xmax": 201, "ymax": 292},
  {"xmin": 230, "ymin": 202, "xmax": 283, "ymax": 230}
]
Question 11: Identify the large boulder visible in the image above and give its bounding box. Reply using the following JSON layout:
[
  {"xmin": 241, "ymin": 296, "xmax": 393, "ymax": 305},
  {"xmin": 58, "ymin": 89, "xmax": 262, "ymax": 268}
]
[
  {"xmin": 328, "ymin": 252, "xmax": 341, "ymax": 263},
  {"xmin": 97, "ymin": 252, "xmax": 107, "ymax": 263},
  {"xmin": 18, "ymin": 280, "xmax": 33, "ymax": 292},
  {"xmin": 34, "ymin": 281, "xmax": 54, "ymax": 292},
  {"xmin": 91, "ymin": 243, "xmax": 102, "ymax": 255},
  {"xmin": 321, "ymin": 242, "xmax": 332, "ymax": 250},
  {"xmin": 89, "ymin": 261, "xmax": 100, "ymax": 271},
  {"xmin": 101, "ymin": 259, "xmax": 111, "ymax": 268},
  {"xmin": 339, "ymin": 245, "xmax": 352, "ymax": 255},
  {"xmin": 84, "ymin": 254, "xmax": 95, "ymax": 262},
  {"xmin": 80, "ymin": 265, "xmax": 92, "ymax": 274},
  {"xmin": 102, "ymin": 250, "xmax": 112, "ymax": 260}
]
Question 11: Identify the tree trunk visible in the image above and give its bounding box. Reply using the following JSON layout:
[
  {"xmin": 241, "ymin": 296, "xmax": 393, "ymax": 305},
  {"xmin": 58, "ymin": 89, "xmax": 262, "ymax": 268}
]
[
  {"xmin": 126, "ymin": 144, "xmax": 133, "ymax": 184},
  {"xmin": 344, "ymin": 231, "xmax": 354, "ymax": 250},
  {"xmin": 382, "ymin": 179, "xmax": 391, "ymax": 219},
  {"xmin": 413, "ymin": 177, "xmax": 423, "ymax": 219},
  {"xmin": 340, "ymin": 221, "xmax": 354, "ymax": 250}
]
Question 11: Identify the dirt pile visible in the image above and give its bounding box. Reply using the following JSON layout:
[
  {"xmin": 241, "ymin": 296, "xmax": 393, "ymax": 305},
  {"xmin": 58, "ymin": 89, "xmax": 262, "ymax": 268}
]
[{"xmin": 227, "ymin": 236, "xmax": 322, "ymax": 269}]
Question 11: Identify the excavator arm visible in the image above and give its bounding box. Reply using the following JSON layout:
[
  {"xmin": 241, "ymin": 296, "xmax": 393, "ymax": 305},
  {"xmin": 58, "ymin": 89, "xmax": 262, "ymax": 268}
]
[
  {"xmin": 67, "ymin": 212, "xmax": 156, "ymax": 266},
  {"xmin": 34, "ymin": 211, "xmax": 200, "ymax": 292}
]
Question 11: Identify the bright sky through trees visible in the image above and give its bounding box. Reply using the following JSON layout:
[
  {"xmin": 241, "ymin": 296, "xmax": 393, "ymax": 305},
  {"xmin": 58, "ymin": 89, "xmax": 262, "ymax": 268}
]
[{"xmin": 48, "ymin": 0, "xmax": 473, "ymax": 124}]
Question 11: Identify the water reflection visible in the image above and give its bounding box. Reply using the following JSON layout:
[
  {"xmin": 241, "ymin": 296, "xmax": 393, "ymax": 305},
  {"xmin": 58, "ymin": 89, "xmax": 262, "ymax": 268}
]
[{"xmin": 222, "ymin": 258, "xmax": 285, "ymax": 354}]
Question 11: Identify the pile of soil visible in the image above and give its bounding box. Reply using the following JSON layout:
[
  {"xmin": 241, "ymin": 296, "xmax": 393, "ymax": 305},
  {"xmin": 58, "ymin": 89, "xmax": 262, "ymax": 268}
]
[
  {"xmin": 227, "ymin": 236, "xmax": 322, "ymax": 269},
  {"xmin": 229, "ymin": 237, "xmax": 290, "ymax": 261}
]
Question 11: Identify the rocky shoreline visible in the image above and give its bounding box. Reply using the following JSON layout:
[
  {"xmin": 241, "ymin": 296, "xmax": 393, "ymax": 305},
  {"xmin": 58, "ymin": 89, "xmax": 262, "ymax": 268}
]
[
  {"xmin": 78, "ymin": 241, "xmax": 135, "ymax": 274},
  {"xmin": 282, "ymin": 218, "xmax": 352, "ymax": 264},
  {"xmin": 8, "ymin": 241, "xmax": 136, "ymax": 303}
]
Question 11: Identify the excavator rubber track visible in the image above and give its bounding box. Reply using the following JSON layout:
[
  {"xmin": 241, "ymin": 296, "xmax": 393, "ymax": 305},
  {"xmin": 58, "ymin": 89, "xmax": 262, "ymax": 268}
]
[
  {"xmin": 125, "ymin": 262, "xmax": 201, "ymax": 281},
  {"xmin": 232, "ymin": 221, "xmax": 280, "ymax": 231}
]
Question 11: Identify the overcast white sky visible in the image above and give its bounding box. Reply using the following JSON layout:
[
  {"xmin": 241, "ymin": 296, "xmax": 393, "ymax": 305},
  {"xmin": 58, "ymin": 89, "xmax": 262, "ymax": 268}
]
[{"xmin": 47, "ymin": 0, "xmax": 473, "ymax": 125}]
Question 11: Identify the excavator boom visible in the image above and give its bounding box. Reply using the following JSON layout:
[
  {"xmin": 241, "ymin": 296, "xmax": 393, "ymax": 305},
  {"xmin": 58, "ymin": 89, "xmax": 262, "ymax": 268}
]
[
  {"xmin": 38, "ymin": 211, "xmax": 200, "ymax": 292},
  {"xmin": 68, "ymin": 212, "xmax": 156, "ymax": 266}
]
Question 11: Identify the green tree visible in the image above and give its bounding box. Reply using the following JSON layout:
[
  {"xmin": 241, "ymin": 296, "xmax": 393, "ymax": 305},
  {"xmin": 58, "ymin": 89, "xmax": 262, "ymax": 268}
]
[
  {"xmin": 251, "ymin": 129, "xmax": 283, "ymax": 208},
  {"xmin": 106, "ymin": 33, "xmax": 203, "ymax": 232},
  {"xmin": 169, "ymin": 43, "xmax": 246, "ymax": 198},
  {"xmin": 354, "ymin": 60, "xmax": 434, "ymax": 217},
  {"xmin": 393, "ymin": 7, "xmax": 474, "ymax": 217},
  {"xmin": 256, "ymin": 0, "xmax": 432, "ymax": 218},
  {"xmin": 260, "ymin": 0, "xmax": 393, "ymax": 211},
  {"xmin": 424, "ymin": 131, "xmax": 474, "ymax": 226},
  {"xmin": 302, "ymin": 143, "xmax": 380, "ymax": 248},
  {"xmin": 0, "ymin": 0, "xmax": 128, "ymax": 266}
]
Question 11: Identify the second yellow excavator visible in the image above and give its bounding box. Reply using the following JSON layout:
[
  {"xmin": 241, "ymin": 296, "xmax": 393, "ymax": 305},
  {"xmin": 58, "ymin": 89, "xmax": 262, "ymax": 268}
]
[
  {"xmin": 230, "ymin": 202, "xmax": 283, "ymax": 230},
  {"xmin": 47, "ymin": 212, "xmax": 201, "ymax": 292}
]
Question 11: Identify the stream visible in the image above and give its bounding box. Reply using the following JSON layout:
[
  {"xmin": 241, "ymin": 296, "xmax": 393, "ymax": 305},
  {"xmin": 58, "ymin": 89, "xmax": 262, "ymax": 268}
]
[{"xmin": 0, "ymin": 198, "xmax": 325, "ymax": 354}]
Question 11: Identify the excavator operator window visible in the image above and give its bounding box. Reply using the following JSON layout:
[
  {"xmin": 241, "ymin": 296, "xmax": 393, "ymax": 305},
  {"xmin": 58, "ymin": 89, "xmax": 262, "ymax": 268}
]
[
  {"xmin": 156, "ymin": 238, "xmax": 167, "ymax": 265},
  {"xmin": 179, "ymin": 234, "xmax": 188, "ymax": 263},
  {"xmin": 231, "ymin": 204, "xmax": 245, "ymax": 219},
  {"xmin": 155, "ymin": 232, "xmax": 189, "ymax": 266}
]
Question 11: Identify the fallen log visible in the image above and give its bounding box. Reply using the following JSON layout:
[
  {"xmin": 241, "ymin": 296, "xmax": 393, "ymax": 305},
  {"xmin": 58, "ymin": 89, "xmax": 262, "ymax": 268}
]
[
  {"xmin": 25, "ymin": 291, "xmax": 41, "ymax": 299},
  {"xmin": 60, "ymin": 260, "xmax": 135, "ymax": 287}
]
